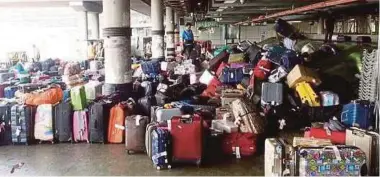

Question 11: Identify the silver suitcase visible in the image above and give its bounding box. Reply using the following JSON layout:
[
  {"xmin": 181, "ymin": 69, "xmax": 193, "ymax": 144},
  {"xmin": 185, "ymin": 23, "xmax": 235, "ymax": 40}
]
[
  {"xmin": 261, "ymin": 82, "xmax": 283, "ymax": 106},
  {"xmin": 151, "ymin": 107, "xmax": 182, "ymax": 123},
  {"xmin": 265, "ymin": 138, "xmax": 295, "ymax": 176}
]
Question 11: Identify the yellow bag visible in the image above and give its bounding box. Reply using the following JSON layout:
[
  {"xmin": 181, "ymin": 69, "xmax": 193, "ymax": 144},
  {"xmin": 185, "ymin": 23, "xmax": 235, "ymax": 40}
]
[{"xmin": 295, "ymin": 81, "xmax": 320, "ymax": 107}]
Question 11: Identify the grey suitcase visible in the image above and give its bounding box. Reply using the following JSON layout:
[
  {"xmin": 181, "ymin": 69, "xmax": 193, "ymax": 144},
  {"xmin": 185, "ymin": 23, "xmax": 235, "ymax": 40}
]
[
  {"xmin": 265, "ymin": 138, "xmax": 295, "ymax": 176},
  {"xmin": 151, "ymin": 107, "xmax": 182, "ymax": 123},
  {"xmin": 125, "ymin": 115, "xmax": 149, "ymax": 154},
  {"xmin": 261, "ymin": 82, "xmax": 283, "ymax": 106},
  {"xmin": 54, "ymin": 101, "xmax": 73, "ymax": 143},
  {"xmin": 0, "ymin": 73, "xmax": 14, "ymax": 83}
]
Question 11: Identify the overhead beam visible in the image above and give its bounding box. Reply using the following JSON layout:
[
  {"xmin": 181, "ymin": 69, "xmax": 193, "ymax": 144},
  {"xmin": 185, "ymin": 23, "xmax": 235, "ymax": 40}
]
[{"xmin": 211, "ymin": 0, "xmax": 322, "ymax": 8}]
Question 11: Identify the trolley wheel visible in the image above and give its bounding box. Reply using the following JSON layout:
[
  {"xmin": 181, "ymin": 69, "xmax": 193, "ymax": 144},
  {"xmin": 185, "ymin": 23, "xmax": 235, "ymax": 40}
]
[
  {"xmin": 167, "ymin": 165, "xmax": 172, "ymax": 169},
  {"xmin": 127, "ymin": 150, "xmax": 131, "ymax": 155},
  {"xmin": 156, "ymin": 166, "xmax": 161, "ymax": 170}
]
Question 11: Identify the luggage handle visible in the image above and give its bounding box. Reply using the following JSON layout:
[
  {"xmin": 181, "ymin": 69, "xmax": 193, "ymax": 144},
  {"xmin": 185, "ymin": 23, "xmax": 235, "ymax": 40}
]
[{"xmin": 322, "ymin": 146, "xmax": 342, "ymax": 161}]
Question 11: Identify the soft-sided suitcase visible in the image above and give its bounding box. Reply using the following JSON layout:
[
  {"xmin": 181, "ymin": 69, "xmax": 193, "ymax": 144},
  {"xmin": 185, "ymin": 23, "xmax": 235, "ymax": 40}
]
[
  {"xmin": 341, "ymin": 101, "xmax": 374, "ymax": 130},
  {"xmin": 220, "ymin": 67, "xmax": 244, "ymax": 84},
  {"xmin": 228, "ymin": 53, "xmax": 245, "ymax": 64},
  {"xmin": 54, "ymin": 101, "xmax": 73, "ymax": 142},
  {"xmin": 84, "ymin": 81, "xmax": 103, "ymax": 100},
  {"xmin": 89, "ymin": 100, "xmax": 115, "ymax": 143},
  {"xmin": 261, "ymin": 82, "xmax": 283, "ymax": 106},
  {"xmin": 304, "ymin": 127, "xmax": 345, "ymax": 144},
  {"xmin": 4, "ymin": 86, "xmax": 18, "ymax": 99},
  {"xmin": 170, "ymin": 115, "xmax": 202, "ymax": 166},
  {"xmin": 295, "ymin": 81, "xmax": 320, "ymax": 107},
  {"xmin": 221, "ymin": 89, "xmax": 244, "ymax": 106},
  {"xmin": 10, "ymin": 104, "xmax": 36, "ymax": 145},
  {"xmin": 337, "ymin": 35, "xmax": 352, "ymax": 42},
  {"xmin": 357, "ymin": 36, "xmax": 372, "ymax": 43},
  {"xmin": 222, "ymin": 132, "xmax": 256, "ymax": 157},
  {"xmin": 141, "ymin": 60, "xmax": 160, "ymax": 76},
  {"xmin": 231, "ymin": 99, "xmax": 265, "ymax": 134},
  {"xmin": 34, "ymin": 104, "xmax": 54, "ymax": 143},
  {"xmin": 320, "ymin": 91, "xmax": 339, "ymax": 106},
  {"xmin": 125, "ymin": 115, "xmax": 149, "ymax": 154},
  {"xmin": 209, "ymin": 50, "xmax": 229, "ymax": 72},
  {"xmin": 345, "ymin": 128, "xmax": 379, "ymax": 176},
  {"xmin": 151, "ymin": 127, "xmax": 172, "ymax": 170},
  {"xmin": 108, "ymin": 103, "xmax": 127, "ymax": 143},
  {"xmin": 73, "ymin": 110, "xmax": 89, "ymax": 143},
  {"xmin": 295, "ymin": 146, "xmax": 367, "ymax": 176},
  {"xmin": 70, "ymin": 86, "xmax": 87, "ymax": 111},
  {"xmin": 265, "ymin": 138, "xmax": 295, "ymax": 176},
  {"xmin": 0, "ymin": 104, "xmax": 11, "ymax": 145},
  {"xmin": 253, "ymin": 59, "xmax": 272, "ymax": 80}
]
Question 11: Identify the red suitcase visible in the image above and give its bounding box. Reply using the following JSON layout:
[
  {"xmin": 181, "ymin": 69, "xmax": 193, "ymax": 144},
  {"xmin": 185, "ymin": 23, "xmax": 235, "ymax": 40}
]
[
  {"xmin": 170, "ymin": 114, "xmax": 203, "ymax": 166},
  {"xmin": 304, "ymin": 127, "xmax": 345, "ymax": 144}
]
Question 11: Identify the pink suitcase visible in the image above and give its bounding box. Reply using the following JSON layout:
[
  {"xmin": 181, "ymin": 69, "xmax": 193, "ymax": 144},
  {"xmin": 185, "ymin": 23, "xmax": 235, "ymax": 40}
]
[{"xmin": 73, "ymin": 111, "xmax": 89, "ymax": 143}]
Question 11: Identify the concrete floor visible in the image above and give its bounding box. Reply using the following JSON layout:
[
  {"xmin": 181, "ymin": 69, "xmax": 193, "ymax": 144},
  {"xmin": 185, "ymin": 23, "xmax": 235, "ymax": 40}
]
[{"xmin": 0, "ymin": 144, "xmax": 264, "ymax": 176}]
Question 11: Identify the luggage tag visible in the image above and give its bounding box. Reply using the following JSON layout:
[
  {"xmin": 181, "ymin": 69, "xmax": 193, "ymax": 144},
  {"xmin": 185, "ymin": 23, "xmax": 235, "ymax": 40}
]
[
  {"xmin": 135, "ymin": 115, "xmax": 141, "ymax": 126},
  {"xmin": 115, "ymin": 124, "xmax": 125, "ymax": 130},
  {"xmin": 235, "ymin": 147, "xmax": 241, "ymax": 159}
]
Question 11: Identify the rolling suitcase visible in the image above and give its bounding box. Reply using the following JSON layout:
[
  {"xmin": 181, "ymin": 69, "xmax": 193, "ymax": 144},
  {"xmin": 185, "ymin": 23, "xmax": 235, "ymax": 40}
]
[
  {"xmin": 265, "ymin": 138, "xmax": 295, "ymax": 176},
  {"xmin": 170, "ymin": 115, "xmax": 202, "ymax": 166},
  {"xmin": 261, "ymin": 82, "xmax": 283, "ymax": 106},
  {"xmin": 4, "ymin": 86, "xmax": 18, "ymax": 99},
  {"xmin": 108, "ymin": 103, "xmax": 127, "ymax": 143},
  {"xmin": 341, "ymin": 101, "xmax": 374, "ymax": 130},
  {"xmin": 73, "ymin": 110, "xmax": 89, "ymax": 143},
  {"xmin": 54, "ymin": 101, "xmax": 73, "ymax": 143},
  {"xmin": 125, "ymin": 115, "xmax": 149, "ymax": 154},
  {"xmin": 209, "ymin": 50, "xmax": 229, "ymax": 72},
  {"xmin": 70, "ymin": 85, "xmax": 87, "ymax": 111},
  {"xmin": 231, "ymin": 99, "xmax": 265, "ymax": 134},
  {"xmin": 10, "ymin": 104, "xmax": 36, "ymax": 145},
  {"xmin": 0, "ymin": 104, "xmax": 11, "ymax": 145},
  {"xmin": 153, "ymin": 107, "xmax": 182, "ymax": 123},
  {"xmin": 34, "ymin": 104, "xmax": 54, "ymax": 144},
  {"xmin": 295, "ymin": 146, "xmax": 367, "ymax": 176},
  {"xmin": 295, "ymin": 81, "xmax": 320, "ymax": 107},
  {"xmin": 151, "ymin": 127, "xmax": 172, "ymax": 170},
  {"xmin": 320, "ymin": 91, "xmax": 339, "ymax": 106},
  {"xmin": 89, "ymin": 100, "xmax": 115, "ymax": 143},
  {"xmin": 345, "ymin": 128, "xmax": 379, "ymax": 176}
]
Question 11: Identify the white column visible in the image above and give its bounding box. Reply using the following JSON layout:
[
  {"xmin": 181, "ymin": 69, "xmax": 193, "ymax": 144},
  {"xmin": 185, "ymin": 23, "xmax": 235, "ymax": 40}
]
[
  {"xmin": 87, "ymin": 12, "xmax": 100, "ymax": 40},
  {"xmin": 165, "ymin": 7, "xmax": 175, "ymax": 60},
  {"xmin": 317, "ymin": 17, "xmax": 324, "ymax": 35},
  {"xmin": 77, "ymin": 11, "xmax": 88, "ymax": 59},
  {"xmin": 102, "ymin": 0, "xmax": 131, "ymax": 93},
  {"xmin": 151, "ymin": 0, "xmax": 165, "ymax": 60},
  {"xmin": 174, "ymin": 12, "xmax": 180, "ymax": 49}
]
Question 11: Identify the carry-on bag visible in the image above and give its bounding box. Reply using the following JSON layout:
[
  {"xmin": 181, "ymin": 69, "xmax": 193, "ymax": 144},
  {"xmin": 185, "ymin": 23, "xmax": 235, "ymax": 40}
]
[
  {"xmin": 125, "ymin": 115, "xmax": 149, "ymax": 154},
  {"xmin": 151, "ymin": 127, "xmax": 172, "ymax": 170},
  {"xmin": 153, "ymin": 107, "xmax": 182, "ymax": 123},
  {"xmin": 0, "ymin": 104, "xmax": 11, "ymax": 145},
  {"xmin": 54, "ymin": 101, "xmax": 73, "ymax": 142},
  {"xmin": 265, "ymin": 138, "xmax": 295, "ymax": 176},
  {"xmin": 231, "ymin": 99, "xmax": 265, "ymax": 134},
  {"xmin": 34, "ymin": 104, "xmax": 54, "ymax": 143},
  {"xmin": 10, "ymin": 104, "xmax": 36, "ymax": 145},
  {"xmin": 170, "ymin": 115, "xmax": 202, "ymax": 166},
  {"xmin": 261, "ymin": 82, "xmax": 283, "ymax": 106},
  {"xmin": 108, "ymin": 103, "xmax": 127, "ymax": 143},
  {"xmin": 73, "ymin": 110, "xmax": 89, "ymax": 143}
]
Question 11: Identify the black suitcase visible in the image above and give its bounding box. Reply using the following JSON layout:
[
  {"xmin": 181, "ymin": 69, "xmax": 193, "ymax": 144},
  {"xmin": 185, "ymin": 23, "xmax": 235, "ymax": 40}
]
[
  {"xmin": 155, "ymin": 92, "xmax": 171, "ymax": 106},
  {"xmin": 337, "ymin": 35, "xmax": 352, "ymax": 42},
  {"xmin": 246, "ymin": 44, "xmax": 262, "ymax": 66},
  {"xmin": 54, "ymin": 101, "xmax": 73, "ymax": 143},
  {"xmin": 357, "ymin": 36, "xmax": 372, "ymax": 43},
  {"xmin": 138, "ymin": 96, "xmax": 156, "ymax": 116},
  {"xmin": 10, "ymin": 104, "xmax": 36, "ymax": 145},
  {"xmin": 89, "ymin": 100, "xmax": 115, "ymax": 143},
  {"xmin": 0, "ymin": 104, "xmax": 11, "ymax": 145},
  {"xmin": 209, "ymin": 51, "xmax": 229, "ymax": 72}
]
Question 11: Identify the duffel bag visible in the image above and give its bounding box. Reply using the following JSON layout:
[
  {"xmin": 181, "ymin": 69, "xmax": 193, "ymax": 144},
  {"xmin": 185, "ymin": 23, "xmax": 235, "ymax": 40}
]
[{"xmin": 24, "ymin": 87, "xmax": 63, "ymax": 106}]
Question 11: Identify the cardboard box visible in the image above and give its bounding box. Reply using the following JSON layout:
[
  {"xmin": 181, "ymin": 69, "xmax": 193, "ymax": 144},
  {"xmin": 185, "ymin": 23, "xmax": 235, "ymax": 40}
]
[{"xmin": 286, "ymin": 65, "xmax": 321, "ymax": 88}]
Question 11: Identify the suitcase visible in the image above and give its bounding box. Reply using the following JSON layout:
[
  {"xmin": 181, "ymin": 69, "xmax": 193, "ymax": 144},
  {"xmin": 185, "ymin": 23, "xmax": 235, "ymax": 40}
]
[
  {"xmin": 295, "ymin": 82, "xmax": 320, "ymax": 107},
  {"xmin": 345, "ymin": 128, "xmax": 379, "ymax": 176},
  {"xmin": 199, "ymin": 70, "xmax": 215, "ymax": 86},
  {"xmin": 246, "ymin": 44, "xmax": 262, "ymax": 66},
  {"xmin": 0, "ymin": 104, "xmax": 11, "ymax": 145},
  {"xmin": 108, "ymin": 103, "xmax": 127, "ymax": 143},
  {"xmin": 73, "ymin": 110, "xmax": 89, "ymax": 143},
  {"xmin": 54, "ymin": 101, "xmax": 73, "ymax": 143},
  {"xmin": 253, "ymin": 59, "xmax": 272, "ymax": 80},
  {"xmin": 221, "ymin": 89, "xmax": 244, "ymax": 106},
  {"xmin": 274, "ymin": 18, "xmax": 297, "ymax": 39},
  {"xmin": 84, "ymin": 81, "xmax": 103, "ymax": 100},
  {"xmin": 211, "ymin": 119, "xmax": 238, "ymax": 133},
  {"xmin": 357, "ymin": 36, "xmax": 372, "ymax": 43},
  {"xmin": 216, "ymin": 107, "xmax": 234, "ymax": 121},
  {"xmin": 0, "ymin": 83, "xmax": 10, "ymax": 98},
  {"xmin": 231, "ymin": 99, "xmax": 265, "ymax": 134},
  {"xmin": 155, "ymin": 92, "xmax": 171, "ymax": 106},
  {"xmin": 10, "ymin": 104, "xmax": 36, "ymax": 145},
  {"xmin": 295, "ymin": 146, "xmax": 367, "ymax": 176},
  {"xmin": 228, "ymin": 53, "xmax": 245, "ymax": 64},
  {"xmin": 220, "ymin": 67, "xmax": 244, "ymax": 84},
  {"xmin": 89, "ymin": 100, "xmax": 115, "ymax": 143},
  {"xmin": 320, "ymin": 91, "xmax": 339, "ymax": 106},
  {"xmin": 0, "ymin": 73, "xmax": 14, "ymax": 83},
  {"xmin": 341, "ymin": 101, "xmax": 374, "ymax": 130},
  {"xmin": 265, "ymin": 138, "xmax": 295, "ymax": 176},
  {"xmin": 138, "ymin": 96, "xmax": 155, "ymax": 117},
  {"xmin": 70, "ymin": 86, "xmax": 87, "ymax": 111},
  {"xmin": 301, "ymin": 105, "xmax": 342, "ymax": 123},
  {"xmin": 4, "ymin": 86, "xmax": 18, "ymax": 99},
  {"xmin": 209, "ymin": 50, "xmax": 229, "ymax": 72},
  {"xmin": 215, "ymin": 62, "xmax": 228, "ymax": 76},
  {"xmin": 201, "ymin": 78, "xmax": 222, "ymax": 98},
  {"xmin": 304, "ymin": 127, "xmax": 345, "ymax": 144},
  {"xmin": 222, "ymin": 132, "xmax": 256, "ymax": 157},
  {"xmin": 337, "ymin": 35, "xmax": 352, "ymax": 42},
  {"xmin": 141, "ymin": 60, "xmax": 160, "ymax": 76},
  {"xmin": 261, "ymin": 82, "xmax": 283, "ymax": 106},
  {"xmin": 34, "ymin": 104, "xmax": 54, "ymax": 143},
  {"xmin": 293, "ymin": 137, "xmax": 333, "ymax": 147},
  {"xmin": 153, "ymin": 107, "xmax": 182, "ymax": 123},
  {"xmin": 125, "ymin": 115, "xmax": 149, "ymax": 154},
  {"xmin": 151, "ymin": 127, "xmax": 172, "ymax": 170},
  {"xmin": 170, "ymin": 115, "xmax": 202, "ymax": 166},
  {"xmin": 18, "ymin": 83, "xmax": 44, "ymax": 93}
]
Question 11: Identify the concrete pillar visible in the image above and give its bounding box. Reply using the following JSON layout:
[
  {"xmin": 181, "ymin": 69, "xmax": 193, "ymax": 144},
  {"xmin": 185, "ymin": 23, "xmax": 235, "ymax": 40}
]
[
  {"xmin": 151, "ymin": 0, "xmax": 165, "ymax": 61},
  {"xmin": 174, "ymin": 12, "xmax": 180, "ymax": 47},
  {"xmin": 102, "ymin": 0, "xmax": 132, "ymax": 98},
  {"xmin": 87, "ymin": 12, "xmax": 100, "ymax": 40},
  {"xmin": 77, "ymin": 11, "xmax": 89, "ymax": 59},
  {"xmin": 317, "ymin": 17, "xmax": 324, "ymax": 35},
  {"xmin": 165, "ymin": 7, "xmax": 175, "ymax": 60}
]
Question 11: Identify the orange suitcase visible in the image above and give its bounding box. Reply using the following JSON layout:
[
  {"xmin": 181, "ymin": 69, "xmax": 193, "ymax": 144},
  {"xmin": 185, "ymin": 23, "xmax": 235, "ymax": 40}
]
[{"xmin": 108, "ymin": 103, "xmax": 127, "ymax": 143}]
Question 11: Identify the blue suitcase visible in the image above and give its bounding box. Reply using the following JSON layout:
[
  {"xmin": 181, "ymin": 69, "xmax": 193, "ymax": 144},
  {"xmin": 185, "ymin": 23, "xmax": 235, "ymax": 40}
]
[
  {"xmin": 4, "ymin": 86, "xmax": 18, "ymax": 99},
  {"xmin": 341, "ymin": 101, "xmax": 374, "ymax": 130},
  {"xmin": 220, "ymin": 67, "xmax": 244, "ymax": 84},
  {"xmin": 151, "ymin": 127, "xmax": 171, "ymax": 170},
  {"xmin": 141, "ymin": 60, "xmax": 160, "ymax": 76}
]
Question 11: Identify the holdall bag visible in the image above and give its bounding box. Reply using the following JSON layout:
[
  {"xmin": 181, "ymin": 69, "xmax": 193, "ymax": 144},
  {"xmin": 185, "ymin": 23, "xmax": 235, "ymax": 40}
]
[
  {"xmin": 24, "ymin": 87, "xmax": 63, "ymax": 106},
  {"xmin": 220, "ymin": 67, "xmax": 244, "ymax": 84},
  {"xmin": 341, "ymin": 100, "xmax": 374, "ymax": 130},
  {"xmin": 34, "ymin": 104, "xmax": 54, "ymax": 143},
  {"xmin": 125, "ymin": 115, "xmax": 149, "ymax": 154},
  {"xmin": 295, "ymin": 82, "xmax": 321, "ymax": 107},
  {"xmin": 151, "ymin": 127, "xmax": 172, "ymax": 170},
  {"xmin": 320, "ymin": 91, "xmax": 339, "ymax": 106},
  {"xmin": 228, "ymin": 53, "xmax": 245, "ymax": 64},
  {"xmin": 222, "ymin": 132, "xmax": 256, "ymax": 157},
  {"xmin": 70, "ymin": 86, "xmax": 87, "ymax": 111},
  {"xmin": 0, "ymin": 104, "xmax": 12, "ymax": 145},
  {"xmin": 231, "ymin": 99, "xmax": 265, "ymax": 134},
  {"xmin": 10, "ymin": 104, "xmax": 36, "ymax": 145},
  {"xmin": 296, "ymin": 145, "xmax": 367, "ymax": 176},
  {"xmin": 73, "ymin": 110, "xmax": 89, "ymax": 143},
  {"xmin": 265, "ymin": 138, "xmax": 295, "ymax": 176},
  {"xmin": 261, "ymin": 82, "xmax": 283, "ymax": 106},
  {"xmin": 170, "ymin": 115, "xmax": 203, "ymax": 166},
  {"xmin": 209, "ymin": 50, "xmax": 230, "ymax": 72},
  {"xmin": 108, "ymin": 103, "xmax": 127, "ymax": 143},
  {"xmin": 54, "ymin": 101, "xmax": 73, "ymax": 143},
  {"xmin": 304, "ymin": 127, "xmax": 345, "ymax": 144},
  {"xmin": 253, "ymin": 59, "xmax": 272, "ymax": 80}
]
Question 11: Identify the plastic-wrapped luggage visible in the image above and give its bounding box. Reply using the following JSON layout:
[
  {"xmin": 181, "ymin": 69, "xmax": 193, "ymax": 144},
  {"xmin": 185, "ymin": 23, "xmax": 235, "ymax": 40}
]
[
  {"xmin": 125, "ymin": 115, "xmax": 149, "ymax": 154},
  {"xmin": 34, "ymin": 104, "xmax": 54, "ymax": 143}
]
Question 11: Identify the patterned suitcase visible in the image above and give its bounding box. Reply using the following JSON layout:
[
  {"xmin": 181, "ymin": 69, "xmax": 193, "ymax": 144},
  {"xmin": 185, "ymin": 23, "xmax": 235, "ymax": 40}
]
[
  {"xmin": 261, "ymin": 82, "xmax": 283, "ymax": 106},
  {"xmin": 231, "ymin": 99, "xmax": 265, "ymax": 134},
  {"xmin": 151, "ymin": 127, "xmax": 172, "ymax": 170},
  {"xmin": 341, "ymin": 101, "xmax": 374, "ymax": 130},
  {"xmin": 11, "ymin": 104, "xmax": 36, "ymax": 145},
  {"xmin": 265, "ymin": 138, "xmax": 295, "ymax": 176},
  {"xmin": 34, "ymin": 104, "xmax": 54, "ymax": 143},
  {"xmin": 0, "ymin": 104, "xmax": 11, "ymax": 145},
  {"xmin": 296, "ymin": 146, "xmax": 367, "ymax": 176},
  {"xmin": 73, "ymin": 110, "xmax": 89, "ymax": 143},
  {"xmin": 54, "ymin": 101, "xmax": 73, "ymax": 142}
]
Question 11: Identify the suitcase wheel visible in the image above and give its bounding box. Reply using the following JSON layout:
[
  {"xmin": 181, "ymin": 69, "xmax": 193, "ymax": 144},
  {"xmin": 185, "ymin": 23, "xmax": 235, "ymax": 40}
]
[
  {"xmin": 127, "ymin": 150, "xmax": 131, "ymax": 155},
  {"xmin": 196, "ymin": 160, "xmax": 201, "ymax": 167},
  {"xmin": 167, "ymin": 165, "xmax": 171, "ymax": 169},
  {"xmin": 156, "ymin": 166, "xmax": 161, "ymax": 170}
]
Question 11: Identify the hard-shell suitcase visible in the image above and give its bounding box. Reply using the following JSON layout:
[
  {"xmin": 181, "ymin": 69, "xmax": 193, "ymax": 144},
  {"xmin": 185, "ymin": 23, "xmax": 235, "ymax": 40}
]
[
  {"xmin": 261, "ymin": 82, "xmax": 283, "ymax": 106},
  {"xmin": 320, "ymin": 91, "xmax": 339, "ymax": 106},
  {"xmin": 337, "ymin": 35, "xmax": 352, "ymax": 42},
  {"xmin": 125, "ymin": 115, "xmax": 149, "ymax": 154},
  {"xmin": 34, "ymin": 104, "xmax": 54, "ymax": 143},
  {"xmin": 89, "ymin": 100, "xmax": 115, "ymax": 143},
  {"xmin": 357, "ymin": 36, "xmax": 372, "ymax": 43},
  {"xmin": 209, "ymin": 51, "xmax": 229, "ymax": 72},
  {"xmin": 108, "ymin": 103, "xmax": 127, "ymax": 143},
  {"xmin": 84, "ymin": 81, "xmax": 103, "ymax": 100},
  {"xmin": 70, "ymin": 86, "xmax": 87, "ymax": 111},
  {"xmin": 220, "ymin": 67, "xmax": 244, "ymax": 84},
  {"xmin": 10, "ymin": 104, "xmax": 36, "ymax": 145},
  {"xmin": 4, "ymin": 86, "xmax": 18, "ymax": 99},
  {"xmin": 0, "ymin": 104, "xmax": 11, "ymax": 145},
  {"xmin": 151, "ymin": 127, "xmax": 172, "ymax": 170},
  {"xmin": 231, "ymin": 99, "xmax": 265, "ymax": 134},
  {"xmin": 153, "ymin": 107, "xmax": 182, "ymax": 123},
  {"xmin": 345, "ymin": 128, "xmax": 379, "ymax": 176},
  {"xmin": 295, "ymin": 146, "xmax": 367, "ymax": 176},
  {"xmin": 265, "ymin": 138, "xmax": 295, "ymax": 176},
  {"xmin": 73, "ymin": 110, "xmax": 89, "ymax": 143},
  {"xmin": 341, "ymin": 101, "xmax": 374, "ymax": 130},
  {"xmin": 221, "ymin": 89, "xmax": 244, "ymax": 107},
  {"xmin": 54, "ymin": 101, "xmax": 73, "ymax": 142},
  {"xmin": 170, "ymin": 115, "xmax": 202, "ymax": 166},
  {"xmin": 295, "ymin": 82, "xmax": 320, "ymax": 107}
]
